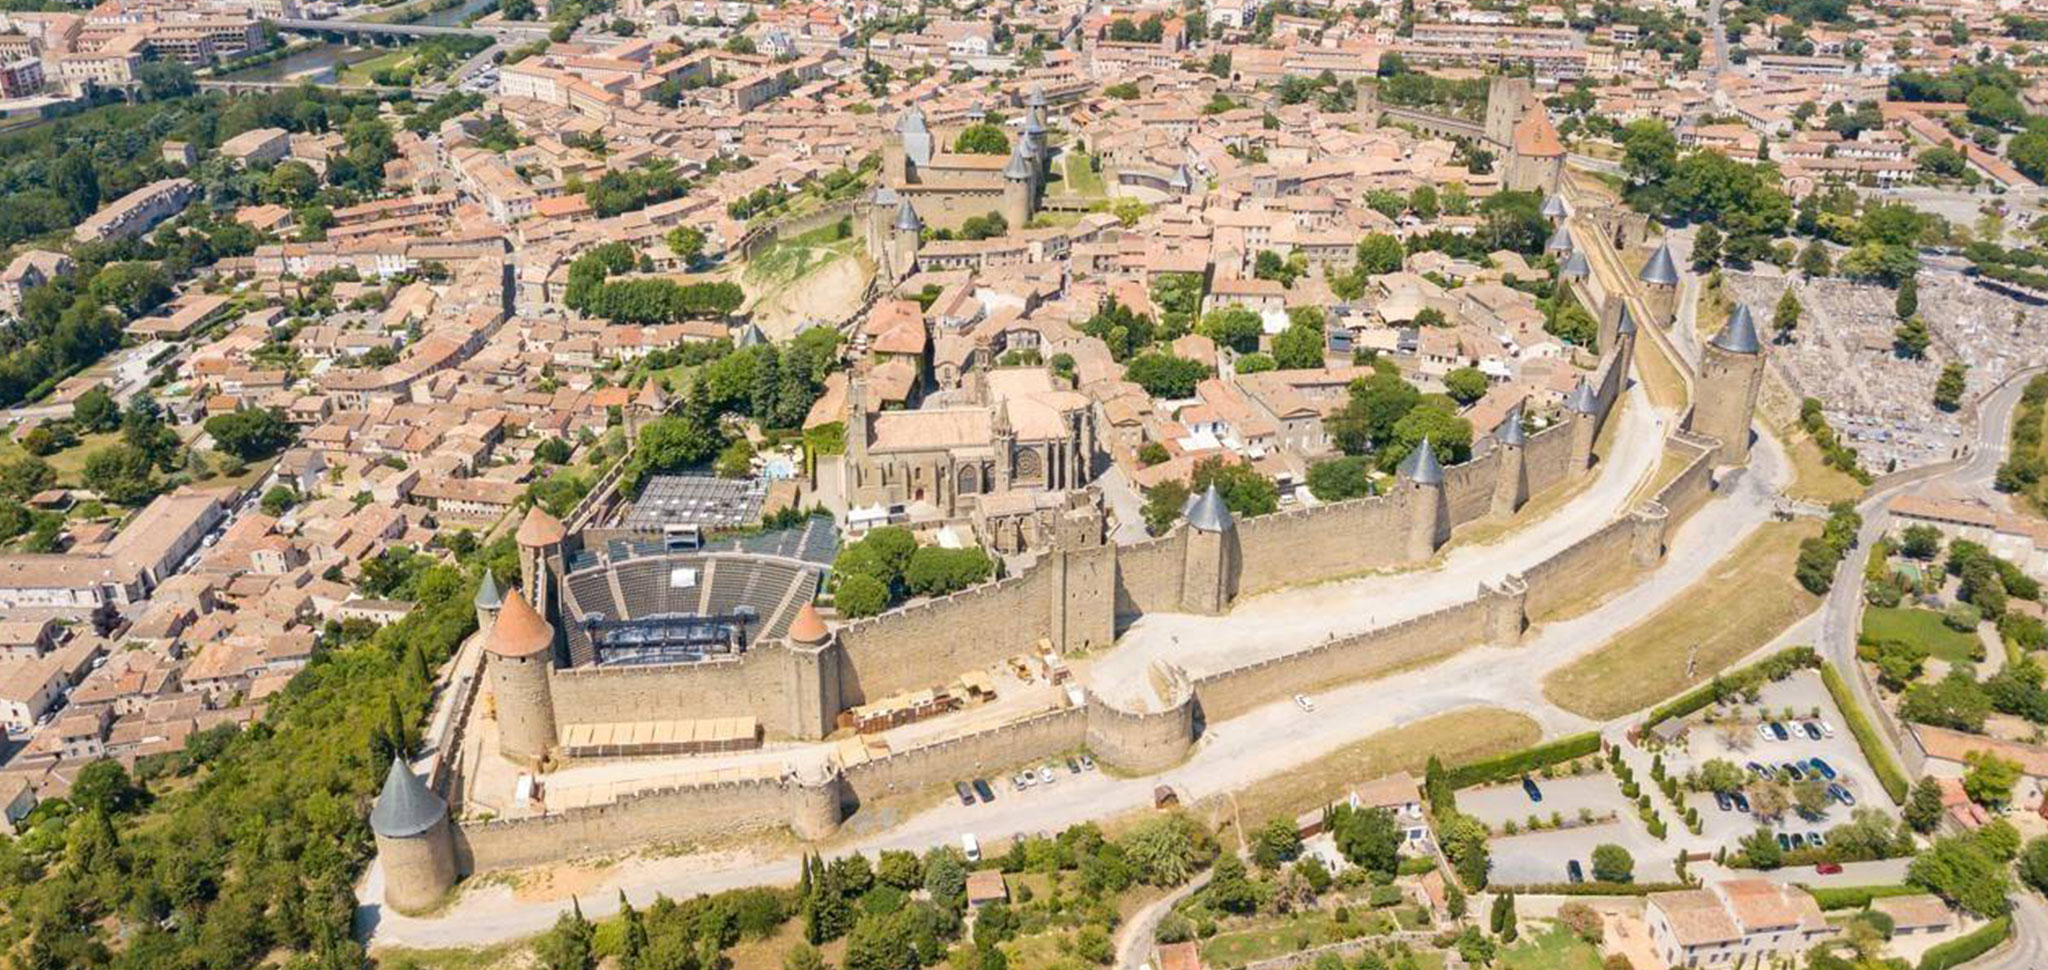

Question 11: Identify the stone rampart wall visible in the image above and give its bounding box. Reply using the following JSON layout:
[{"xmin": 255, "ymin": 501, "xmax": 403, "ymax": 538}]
[
  {"xmin": 549, "ymin": 644, "xmax": 792, "ymax": 731},
  {"xmin": 1654, "ymin": 431, "xmax": 1719, "ymax": 526},
  {"xmin": 1232, "ymin": 492, "xmax": 1409, "ymax": 596},
  {"xmin": 840, "ymin": 705, "xmax": 1088, "ymax": 803},
  {"xmin": 836, "ymin": 562, "xmax": 1054, "ymax": 705},
  {"xmin": 1114, "ymin": 533, "xmax": 1186, "ymax": 620},
  {"xmin": 1189, "ymin": 594, "xmax": 1490, "ymax": 722},
  {"xmin": 1520, "ymin": 517, "xmax": 1634, "ymax": 618},
  {"xmin": 454, "ymin": 775, "xmax": 803, "ymax": 873}
]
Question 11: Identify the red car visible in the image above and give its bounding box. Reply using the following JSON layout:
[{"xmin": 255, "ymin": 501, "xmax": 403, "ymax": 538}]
[{"xmin": 1816, "ymin": 862, "xmax": 1843, "ymax": 875}]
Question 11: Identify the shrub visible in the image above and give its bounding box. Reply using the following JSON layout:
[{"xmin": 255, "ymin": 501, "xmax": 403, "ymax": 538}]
[
  {"xmin": 1444, "ymin": 733, "xmax": 1601, "ymax": 789},
  {"xmin": 1820, "ymin": 662, "xmax": 1910, "ymax": 804},
  {"xmin": 1808, "ymin": 884, "xmax": 1922, "ymax": 911},
  {"xmin": 1917, "ymin": 916, "xmax": 2011, "ymax": 970}
]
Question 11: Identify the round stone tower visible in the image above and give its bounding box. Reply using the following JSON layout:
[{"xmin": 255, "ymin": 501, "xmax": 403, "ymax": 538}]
[
  {"xmin": 1490, "ymin": 406, "xmax": 1529, "ymax": 519},
  {"xmin": 1400, "ymin": 438, "xmax": 1449, "ymax": 562},
  {"xmin": 473, "ymin": 569, "xmax": 503, "ymax": 639},
  {"xmin": 1179, "ymin": 484, "xmax": 1238, "ymax": 615},
  {"xmin": 1567, "ymin": 377, "xmax": 1599, "ymax": 474},
  {"xmin": 371, "ymin": 756, "xmax": 456, "ymax": 914},
  {"xmin": 515, "ymin": 505, "xmax": 567, "ymax": 628},
  {"xmin": 486, "ymin": 587, "xmax": 558, "ymax": 767},
  {"xmin": 1692, "ymin": 305, "xmax": 1766, "ymax": 465},
  {"xmin": 1638, "ymin": 242, "xmax": 1681, "ymax": 328},
  {"xmin": 785, "ymin": 762, "xmax": 845, "ymax": 842}
]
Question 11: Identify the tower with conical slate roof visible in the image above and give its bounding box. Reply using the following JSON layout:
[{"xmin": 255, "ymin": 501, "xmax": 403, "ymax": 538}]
[
  {"xmin": 1401, "ymin": 440, "xmax": 1449, "ymax": 561},
  {"xmin": 1491, "ymin": 406, "xmax": 1529, "ymax": 519},
  {"xmin": 1693, "ymin": 304, "xmax": 1766, "ymax": 465},
  {"xmin": 1179, "ymin": 484, "xmax": 1239, "ymax": 615},
  {"xmin": 1000, "ymin": 138, "xmax": 1035, "ymax": 231},
  {"xmin": 487, "ymin": 587, "xmax": 559, "ymax": 766},
  {"xmin": 1638, "ymin": 241, "xmax": 1681, "ymax": 328},
  {"xmin": 1567, "ymin": 376, "xmax": 1600, "ymax": 474},
  {"xmin": 371, "ymin": 756, "xmax": 456, "ymax": 912},
  {"xmin": 474, "ymin": 568, "xmax": 503, "ymax": 639}
]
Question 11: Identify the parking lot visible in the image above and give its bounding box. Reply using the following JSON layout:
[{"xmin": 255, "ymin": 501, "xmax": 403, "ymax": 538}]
[
  {"xmin": 1461, "ymin": 774, "xmax": 1629, "ymax": 830},
  {"xmin": 1653, "ymin": 670, "xmax": 1891, "ymax": 848},
  {"xmin": 1488, "ymin": 821, "xmax": 1677, "ymax": 885}
]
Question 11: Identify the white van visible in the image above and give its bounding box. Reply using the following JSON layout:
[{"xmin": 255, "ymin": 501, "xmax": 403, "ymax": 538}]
[{"xmin": 961, "ymin": 833, "xmax": 981, "ymax": 863}]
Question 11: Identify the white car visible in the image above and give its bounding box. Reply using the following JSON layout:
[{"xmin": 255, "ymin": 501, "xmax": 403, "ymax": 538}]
[
  {"xmin": 1756, "ymin": 723, "xmax": 1775, "ymax": 742},
  {"xmin": 1039, "ymin": 765, "xmax": 1057, "ymax": 784},
  {"xmin": 1294, "ymin": 694, "xmax": 1316, "ymax": 713},
  {"xmin": 1819, "ymin": 720, "xmax": 1836, "ymax": 738}
]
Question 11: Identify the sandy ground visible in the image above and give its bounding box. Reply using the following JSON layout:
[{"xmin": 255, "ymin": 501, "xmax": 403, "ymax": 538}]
[{"xmin": 745, "ymin": 253, "xmax": 874, "ymax": 341}]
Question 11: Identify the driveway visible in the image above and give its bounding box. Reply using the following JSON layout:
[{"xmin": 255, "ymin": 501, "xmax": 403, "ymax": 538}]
[{"xmin": 1488, "ymin": 820, "xmax": 1675, "ymax": 886}]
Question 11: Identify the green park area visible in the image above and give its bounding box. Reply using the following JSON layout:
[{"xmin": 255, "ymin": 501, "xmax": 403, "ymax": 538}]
[{"xmin": 1861, "ymin": 606, "xmax": 1982, "ymax": 664}]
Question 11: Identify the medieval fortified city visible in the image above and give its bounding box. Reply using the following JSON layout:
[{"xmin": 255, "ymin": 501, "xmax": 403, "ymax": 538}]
[{"xmin": 6, "ymin": 0, "xmax": 2048, "ymax": 968}]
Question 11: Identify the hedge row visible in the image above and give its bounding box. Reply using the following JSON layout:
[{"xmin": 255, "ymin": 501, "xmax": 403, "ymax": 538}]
[
  {"xmin": 1917, "ymin": 915, "xmax": 2011, "ymax": 970},
  {"xmin": 1642, "ymin": 646, "xmax": 1819, "ymax": 728},
  {"xmin": 1443, "ymin": 732, "xmax": 1602, "ymax": 790},
  {"xmin": 1819, "ymin": 661, "xmax": 1911, "ymax": 805},
  {"xmin": 1487, "ymin": 881, "xmax": 1690, "ymax": 897},
  {"xmin": 1803, "ymin": 884, "xmax": 1924, "ymax": 911}
]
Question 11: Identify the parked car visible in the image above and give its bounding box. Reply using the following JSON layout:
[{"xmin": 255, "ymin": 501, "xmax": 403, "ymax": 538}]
[
  {"xmin": 1039, "ymin": 765, "xmax": 1057, "ymax": 784},
  {"xmin": 1747, "ymin": 761, "xmax": 1772, "ymax": 779},
  {"xmin": 1730, "ymin": 791, "xmax": 1752, "ymax": 813},
  {"xmin": 1782, "ymin": 762, "xmax": 1806, "ymax": 781},
  {"xmin": 973, "ymin": 778, "xmax": 995, "ymax": 802},
  {"xmin": 1829, "ymin": 783, "xmax": 1855, "ymax": 806},
  {"xmin": 1567, "ymin": 859, "xmax": 1585, "ymax": 884},
  {"xmin": 1714, "ymin": 791, "xmax": 1733, "ymax": 811},
  {"xmin": 1067, "ymin": 759, "xmax": 1082, "ymax": 774},
  {"xmin": 1777, "ymin": 832, "xmax": 1792, "ymax": 851},
  {"xmin": 1769, "ymin": 722, "xmax": 1790, "ymax": 742},
  {"xmin": 1522, "ymin": 775, "xmax": 1544, "ymax": 803},
  {"xmin": 955, "ymin": 782, "xmax": 976, "ymax": 806},
  {"xmin": 1802, "ymin": 722, "xmax": 1823, "ymax": 741},
  {"xmin": 1790, "ymin": 833, "xmax": 1807, "ymax": 849},
  {"xmin": 1079, "ymin": 754, "xmax": 1095, "ymax": 771},
  {"xmin": 1809, "ymin": 832, "xmax": 1826, "ymax": 848},
  {"xmin": 1808, "ymin": 757, "xmax": 1837, "ymax": 780},
  {"xmin": 1817, "ymin": 862, "xmax": 1843, "ymax": 875},
  {"xmin": 1756, "ymin": 724, "xmax": 1776, "ymax": 743},
  {"xmin": 1014, "ymin": 773, "xmax": 1032, "ymax": 789},
  {"xmin": 1294, "ymin": 694, "xmax": 1316, "ymax": 712},
  {"xmin": 1819, "ymin": 720, "xmax": 1836, "ymax": 738}
]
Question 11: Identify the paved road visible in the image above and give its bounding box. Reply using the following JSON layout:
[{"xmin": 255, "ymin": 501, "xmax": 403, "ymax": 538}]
[
  {"xmin": 1090, "ymin": 381, "xmax": 1669, "ymax": 707},
  {"xmin": 1968, "ymin": 891, "xmax": 2048, "ymax": 970},
  {"xmin": 1115, "ymin": 871, "xmax": 1211, "ymax": 970}
]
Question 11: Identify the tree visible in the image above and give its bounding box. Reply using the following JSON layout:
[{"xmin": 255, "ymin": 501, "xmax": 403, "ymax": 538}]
[
  {"xmin": 1895, "ymin": 275, "xmax": 1919, "ymax": 319},
  {"xmin": 204, "ymin": 408, "xmax": 293, "ymax": 461},
  {"xmin": 1698, "ymin": 759, "xmax": 1746, "ymax": 794},
  {"xmin": 89, "ymin": 262, "xmax": 172, "ymax": 317},
  {"xmin": 1934, "ymin": 361, "xmax": 1968, "ymax": 411},
  {"xmin": 1590, "ymin": 843, "xmax": 1634, "ymax": 883},
  {"xmin": 1621, "ymin": 119, "xmax": 1679, "ymax": 196},
  {"xmin": 536, "ymin": 900, "xmax": 596, "ymax": 970},
  {"xmin": 1329, "ymin": 804, "xmax": 1401, "ymax": 874},
  {"xmin": 2020, "ymin": 836, "xmax": 2048, "ymax": 895},
  {"xmin": 1900, "ymin": 524, "xmax": 1943, "ymax": 560},
  {"xmin": 1306, "ymin": 456, "xmax": 1373, "ymax": 502},
  {"xmin": 1799, "ymin": 241, "xmax": 1832, "ymax": 278},
  {"xmin": 1120, "ymin": 813, "xmax": 1213, "ymax": 886},
  {"xmin": 1125, "ymin": 352, "xmax": 1209, "ymax": 399},
  {"xmin": 73, "ymin": 388, "xmax": 119, "ymax": 432},
  {"xmin": 1251, "ymin": 816, "xmax": 1302, "ymax": 869},
  {"xmin": 1773, "ymin": 288, "xmax": 1801, "ymax": 342},
  {"xmin": 785, "ymin": 942, "xmax": 828, "ymax": 970},
  {"xmin": 904, "ymin": 546, "xmax": 994, "ymax": 597},
  {"xmin": 1742, "ymin": 827, "xmax": 1783, "ymax": 869},
  {"xmin": 1794, "ymin": 779, "xmax": 1834, "ymax": 817},
  {"xmin": 1894, "ymin": 317, "xmax": 1931, "ymax": 359},
  {"xmin": 1354, "ymin": 233, "xmax": 1405, "ymax": 276},
  {"xmin": 1908, "ymin": 832, "xmax": 2013, "ymax": 917},
  {"xmin": 1692, "ymin": 224, "xmax": 1724, "ymax": 270},
  {"xmin": 82, "ymin": 443, "xmax": 160, "ymax": 506},
  {"xmin": 1963, "ymin": 751, "xmax": 2021, "ymax": 808},
  {"xmin": 1198, "ymin": 305, "xmax": 1263, "ymax": 354},
  {"xmin": 1271, "ymin": 317, "xmax": 1326, "ymax": 370},
  {"xmin": 834, "ymin": 573, "xmax": 889, "ymax": 618},
  {"xmin": 1208, "ymin": 855, "xmax": 1258, "ymax": 913},
  {"xmin": 71, "ymin": 759, "xmax": 143, "ymax": 815},
  {"xmin": 0, "ymin": 456, "xmax": 54, "ymax": 501},
  {"xmin": 1443, "ymin": 366, "xmax": 1489, "ymax": 405}
]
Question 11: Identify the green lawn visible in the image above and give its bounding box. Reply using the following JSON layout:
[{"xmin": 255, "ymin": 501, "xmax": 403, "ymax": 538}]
[
  {"xmin": 1862, "ymin": 606, "xmax": 1982, "ymax": 663},
  {"xmin": 1499, "ymin": 926, "xmax": 1603, "ymax": 970},
  {"xmin": 1057, "ymin": 152, "xmax": 1107, "ymax": 199},
  {"xmin": 0, "ymin": 430, "xmax": 123, "ymax": 486},
  {"xmin": 341, "ymin": 49, "xmax": 416, "ymax": 85},
  {"xmin": 1200, "ymin": 911, "xmax": 1396, "ymax": 967}
]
